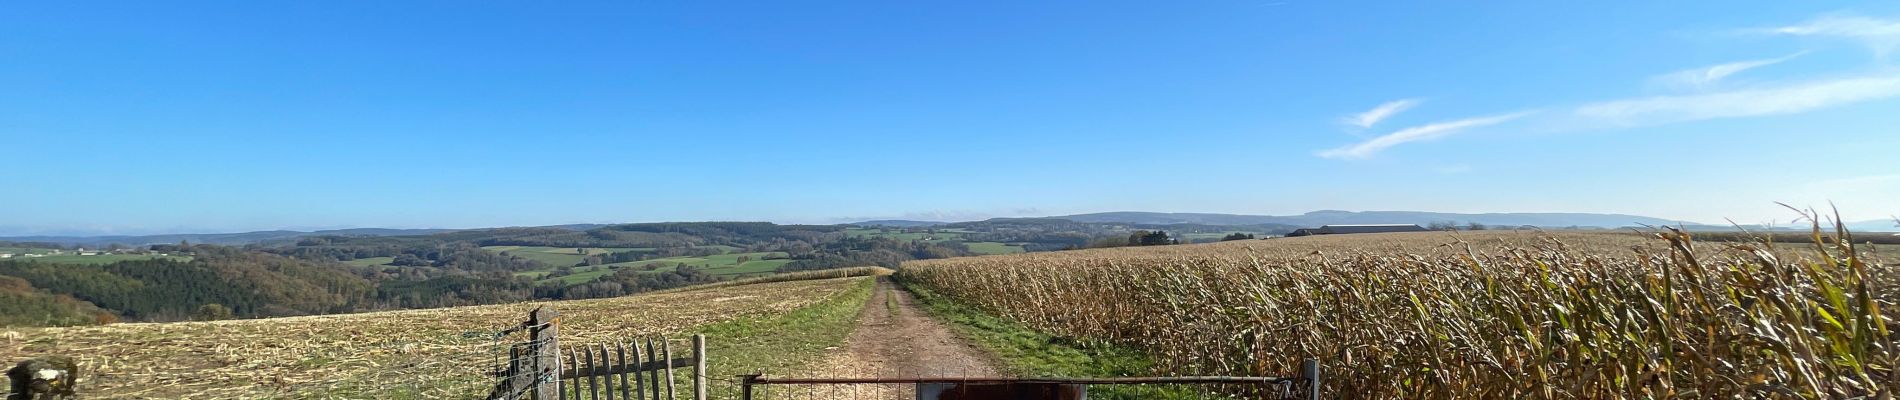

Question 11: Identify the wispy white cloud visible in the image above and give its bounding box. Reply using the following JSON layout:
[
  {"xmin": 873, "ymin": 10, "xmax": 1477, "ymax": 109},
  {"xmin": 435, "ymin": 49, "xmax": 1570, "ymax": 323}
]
[
  {"xmin": 1576, "ymin": 72, "xmax": 1900, "ymax": 126},
  {"xmin": 1765, "ymin": 15, "xmax": 1900, "ymax": 56},
  {"xmin": 1318, "ymin": 111, "xmax": 1534, "ymax": 160},
  {"xmin": 1343, "ymin": 98, "xmax": 1423, "ymax": 128},
  {"xmin": 1651, "ymin": 52, "xmax": 1805, "ymax": 90},
  {"xmin": 1317, "ymin": 13, "xmax": 1900, "ymax": 161}
]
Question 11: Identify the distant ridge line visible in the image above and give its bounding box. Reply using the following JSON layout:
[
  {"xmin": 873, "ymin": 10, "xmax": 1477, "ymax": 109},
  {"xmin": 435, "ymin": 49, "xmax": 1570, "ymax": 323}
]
[{"xmin": 12, "ymin": 210, "xmax": 1893, "ymax": 246}]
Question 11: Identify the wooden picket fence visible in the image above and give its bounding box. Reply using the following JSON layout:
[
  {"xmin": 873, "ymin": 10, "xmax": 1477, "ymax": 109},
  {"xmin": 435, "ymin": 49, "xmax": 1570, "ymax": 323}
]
[{"xmin": 488, "ymin": 307, "xmax": 708, "ymax": 400}]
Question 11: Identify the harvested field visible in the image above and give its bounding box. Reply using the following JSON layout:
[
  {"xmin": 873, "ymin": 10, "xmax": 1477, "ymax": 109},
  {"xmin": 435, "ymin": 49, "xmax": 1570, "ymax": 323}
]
[
  {"xmin": 1, "ymin": 277, "xmax": 870, "ymax": 399},
  {"xmin": 901, "ymin": 228, "xmax": 1897, "ymax": 398}
]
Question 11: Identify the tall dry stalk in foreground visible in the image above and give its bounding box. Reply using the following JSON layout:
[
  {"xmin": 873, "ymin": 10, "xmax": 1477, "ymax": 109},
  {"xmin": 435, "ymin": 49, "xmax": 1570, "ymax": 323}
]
[{"xmin": 901, "ymin": 223, "xmax": 1894, "ymax": 398}]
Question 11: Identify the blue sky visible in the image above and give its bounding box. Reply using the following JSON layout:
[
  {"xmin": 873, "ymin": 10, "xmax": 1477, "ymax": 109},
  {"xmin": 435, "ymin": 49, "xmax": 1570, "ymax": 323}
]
[{"xmin": 3, "ymin": 1, "xmax": 1898, "ymax": 235}]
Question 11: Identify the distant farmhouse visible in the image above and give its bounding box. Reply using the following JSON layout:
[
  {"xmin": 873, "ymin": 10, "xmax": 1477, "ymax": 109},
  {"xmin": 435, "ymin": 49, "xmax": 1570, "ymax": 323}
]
[{"xmin": 1285, "ymin": 224, "xmax": 1431, "ymax": 237}]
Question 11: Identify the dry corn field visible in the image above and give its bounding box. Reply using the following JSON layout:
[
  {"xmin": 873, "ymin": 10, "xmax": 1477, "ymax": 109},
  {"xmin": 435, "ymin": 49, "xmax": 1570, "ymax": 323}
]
[
  {"xmin": 900, "ymin": 228, "xmax": 1896, "ymax": 399},
  {"xmin": 0, "ymin": 277, "xmax": 869, "ymax": 399}
]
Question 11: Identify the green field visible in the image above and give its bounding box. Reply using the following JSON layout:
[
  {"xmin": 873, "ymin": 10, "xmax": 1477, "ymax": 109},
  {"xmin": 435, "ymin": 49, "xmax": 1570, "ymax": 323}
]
[
  {"xmin": 0, "ymin": 247, "xmax": 60, "ymax": 255},
  {"xmin": 844, "ymin": 228, "xmax": 969, "ymax": 241},
  {"xmin": 15, "ymin": 254, "xmax": 192, "ymax": 265},
  {"xmin": 843, "ymin": 229, "xmax": 1024, "ymax": 255},
  {"xmin": 536, "ymin": 251, "xmax": 795, "ymax": 285},
  {"xmin": 532, "ymin": 265, "xmax": 617, "ymax": 285},
  {"xmin": 342, "ymin": 257, "xmax": 396, "ymax": 267},
  {"xmin": 480, "ymin": 246, "xmax": 655, "ymax": 266},
  {"xmin": 604, "ymin": 251, "xmax": 795, "ymax": 276},
  {"xmin": 964, "ymin": 242, "xmax": 1026, "ymax": 255}
]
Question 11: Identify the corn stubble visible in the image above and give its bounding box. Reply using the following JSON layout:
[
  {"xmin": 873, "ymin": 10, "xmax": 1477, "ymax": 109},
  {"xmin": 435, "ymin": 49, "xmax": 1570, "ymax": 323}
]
[
  {"xmin": 901, "ymin": 222, "xmax": 1894, "ymax": 398},
  {"xmin": 1, "ymin": 277, "xmax": 866, "ymax": 399}
]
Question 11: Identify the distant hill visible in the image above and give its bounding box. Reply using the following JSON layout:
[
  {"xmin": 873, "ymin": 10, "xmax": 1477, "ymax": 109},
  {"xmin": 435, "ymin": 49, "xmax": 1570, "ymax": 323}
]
[
  {"xmin": 15, "ymin": 212, "xmax": 1876, "ymax": 248},
  {"xmin": 1846, "ymin": 219, "xmax": 1899, "ymax": 233},
  {"xmin": 1050, "ymin": 210, "xmax": 1698, "ymax": 229},
  {"xmin": 1051, "ymin": 212, "xmax": 1287, "ymax": 225},
  {"xmin": 0, "ymin": 228, "xmax": 457, "ymax": 247},
  {"xmin": 849, "ymin": 220, "xmax": 948, "ymax": 227},
  {"xmin": 545, "ymin": 224, "xmax": 611, "ymax": 231}
]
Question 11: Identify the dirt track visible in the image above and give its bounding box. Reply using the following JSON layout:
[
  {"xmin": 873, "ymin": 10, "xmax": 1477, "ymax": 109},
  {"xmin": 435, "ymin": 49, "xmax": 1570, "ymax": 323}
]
[
  {"xmin": 783, "ymin": 277, "xmax": 1003, "ymax": 398},
  {"xmin": 821, "ymin": 277, "xmax": 1001, "ymax": 378}
]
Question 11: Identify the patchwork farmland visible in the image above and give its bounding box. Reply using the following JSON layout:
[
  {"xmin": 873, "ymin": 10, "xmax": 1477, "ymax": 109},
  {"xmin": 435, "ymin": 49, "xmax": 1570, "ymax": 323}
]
[
  {"xmin": 0, "ymin": 246, "xmax": 188, "ymax": 265},
  {"xmin": 486, "ymin": 245, "xmax": 798, "ymax": 284},
  {"xmin": 844, "ymin": 227, "xmax": 1027, "ymax": 255}
]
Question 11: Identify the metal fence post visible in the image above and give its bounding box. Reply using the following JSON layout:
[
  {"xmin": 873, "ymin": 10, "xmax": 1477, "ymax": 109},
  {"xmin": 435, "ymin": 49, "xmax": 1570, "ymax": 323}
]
[
  {"xmin": 739, "ymin": 374, "xmax": 758, "ymax": 400},
  {"xmin": 531, "ymin": 307, "xmax": 561, "ymax": 400},
  {"xmin": 1301, "ymin": 358, "xmax": 1320, "ymax": 400},
  {"xmin": 693, "ymin": 335, "xmax": 708, "ymax": 400}
]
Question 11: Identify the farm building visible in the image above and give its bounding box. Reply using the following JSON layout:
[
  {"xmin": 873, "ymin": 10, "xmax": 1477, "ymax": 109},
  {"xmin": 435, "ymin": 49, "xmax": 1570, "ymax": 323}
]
[{"xmin": 1285, "ymin": 224, "xmax": 1431, "ymax": 237}]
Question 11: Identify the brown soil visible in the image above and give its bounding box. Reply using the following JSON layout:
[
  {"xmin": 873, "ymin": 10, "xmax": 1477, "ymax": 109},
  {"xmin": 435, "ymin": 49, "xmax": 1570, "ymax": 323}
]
[{"xmin": 787, "ymin": 277, "xmax": 1004, "ymax": 398}]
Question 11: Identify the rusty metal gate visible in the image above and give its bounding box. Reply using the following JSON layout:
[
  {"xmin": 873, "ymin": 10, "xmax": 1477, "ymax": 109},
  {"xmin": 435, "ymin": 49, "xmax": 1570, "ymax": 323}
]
[{"xmin": 736, "ymin": 360, "xmax": 1320, "ymax": 400}]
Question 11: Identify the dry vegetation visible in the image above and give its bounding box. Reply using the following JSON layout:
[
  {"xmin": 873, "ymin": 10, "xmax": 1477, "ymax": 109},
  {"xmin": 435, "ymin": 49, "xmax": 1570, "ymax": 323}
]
[
  {"xmin": 1, "ymin": 277, "xmax": 869, "ymax": 399},
  {"xmin": 901, "ymin": 224, "xmax": 1896, "ymax": 398}
]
